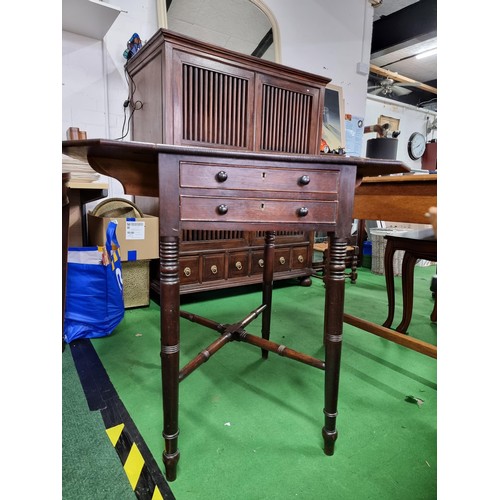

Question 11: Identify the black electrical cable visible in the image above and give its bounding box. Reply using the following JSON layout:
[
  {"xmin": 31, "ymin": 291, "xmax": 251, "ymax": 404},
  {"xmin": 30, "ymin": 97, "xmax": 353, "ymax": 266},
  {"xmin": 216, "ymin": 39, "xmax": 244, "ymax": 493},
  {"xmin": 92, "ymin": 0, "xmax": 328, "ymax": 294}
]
[{"xmin": 115, "ymin": 66, "xmax": 139, "ymax": 140}]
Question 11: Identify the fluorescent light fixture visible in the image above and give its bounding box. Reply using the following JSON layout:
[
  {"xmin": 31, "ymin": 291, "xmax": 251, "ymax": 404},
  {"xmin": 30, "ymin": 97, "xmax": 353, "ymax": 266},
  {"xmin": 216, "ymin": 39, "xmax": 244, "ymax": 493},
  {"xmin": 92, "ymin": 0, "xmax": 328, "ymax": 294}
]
[{"xmin": 416, "ymin": 48, "xmax": 437, "ymax": 59}]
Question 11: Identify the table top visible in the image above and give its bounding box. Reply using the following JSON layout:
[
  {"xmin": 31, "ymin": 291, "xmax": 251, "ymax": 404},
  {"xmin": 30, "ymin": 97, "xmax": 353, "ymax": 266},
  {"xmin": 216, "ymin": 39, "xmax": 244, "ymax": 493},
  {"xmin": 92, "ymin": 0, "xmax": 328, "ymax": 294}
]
[
  {"xmin": 62, "ymin": 139, "xmax": 411, "ymax": 197},
  {"xmin": 353, "ymin": 173, "xmax": 437, "ymax": 224},
  {"xmin": 358, "ymin": 173, "xmax": 437, "ymax": 185}
]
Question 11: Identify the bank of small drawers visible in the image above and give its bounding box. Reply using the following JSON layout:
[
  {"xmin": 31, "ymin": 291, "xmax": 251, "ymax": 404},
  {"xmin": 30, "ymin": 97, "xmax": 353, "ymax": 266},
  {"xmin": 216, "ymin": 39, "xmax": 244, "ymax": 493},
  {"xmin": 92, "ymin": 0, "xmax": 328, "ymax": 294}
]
[
  {"xmin": 179, "ymin": 245, "xmax": 310, "ymax": 287},
  {"xmin": 179, "ymin": 162, "xmax": 340, "ymax": 226}
]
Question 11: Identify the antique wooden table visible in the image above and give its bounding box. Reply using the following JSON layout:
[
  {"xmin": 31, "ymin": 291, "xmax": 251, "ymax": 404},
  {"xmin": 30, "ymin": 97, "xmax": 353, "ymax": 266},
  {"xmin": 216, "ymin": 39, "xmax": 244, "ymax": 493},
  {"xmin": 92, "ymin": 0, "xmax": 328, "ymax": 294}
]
[
  {"xmin": 62, "ymin": 139, "xmax": 409, "ymax": 480},
  {"xmin": 347, "ymin": 173, "xmax": 438, "ymax": 358}
]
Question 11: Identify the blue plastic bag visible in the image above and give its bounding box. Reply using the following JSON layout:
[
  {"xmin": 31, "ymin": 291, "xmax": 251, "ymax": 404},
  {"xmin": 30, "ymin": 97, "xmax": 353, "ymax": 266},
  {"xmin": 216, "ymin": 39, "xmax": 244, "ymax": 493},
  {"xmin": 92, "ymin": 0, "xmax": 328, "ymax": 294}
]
[{"xmin": 64, "ymin": 221, "xmax": 124, "ymax": 343}]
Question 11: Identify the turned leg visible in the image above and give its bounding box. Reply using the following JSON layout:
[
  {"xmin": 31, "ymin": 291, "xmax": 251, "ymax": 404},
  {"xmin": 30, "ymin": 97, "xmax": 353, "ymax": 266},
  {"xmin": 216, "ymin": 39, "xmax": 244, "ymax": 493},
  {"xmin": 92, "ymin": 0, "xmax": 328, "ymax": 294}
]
[
  {"xmin": 261, "ymin": 231, "xmax": 275, "ymax": 359},
  {"xmin": 160, "ymin": 237, "xmax": 181, "ymax": 481},
  {"xmin": 396, "ymin": 252, "xmax": 418, "ymax": 333},
  {"xmin": 322, "ymin": 234, "xmax": 347, "ymax": 455},
  {"xmin": 382, "ymin": 239, "xmax": 396, "ymax": 329},
  {"xmin": 350, "ymin": 246, "xmax": 358, "ymax": 284},
  {"xmin": 430, "ymin": 296, "xmax": 437, "ymax": 322}
]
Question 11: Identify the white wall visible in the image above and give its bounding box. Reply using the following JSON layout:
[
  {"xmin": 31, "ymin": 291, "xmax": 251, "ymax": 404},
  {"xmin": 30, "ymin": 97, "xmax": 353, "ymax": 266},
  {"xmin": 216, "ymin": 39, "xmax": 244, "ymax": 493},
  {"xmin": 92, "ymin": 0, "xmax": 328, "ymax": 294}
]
[
  {"xmin": 62, "ymin": 0, "xmax": 160, "ymax": 198},
  {"xmin": 263, "ymin": 0, "xmax": 373, "ymax": 119},
  {"xmin": 364, "ymin": 95, "xmax": 437, "ymax": 168}
]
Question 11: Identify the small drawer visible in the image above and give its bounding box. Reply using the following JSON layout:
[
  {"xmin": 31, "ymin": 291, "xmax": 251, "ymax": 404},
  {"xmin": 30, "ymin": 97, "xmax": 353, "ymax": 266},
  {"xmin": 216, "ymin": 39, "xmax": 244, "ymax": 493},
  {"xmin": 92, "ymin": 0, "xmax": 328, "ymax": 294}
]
[
  {"xmin": 180, "ymin": 163, "xmax": 340, "ymax": 194},
  {"xmin": 202, "ymin": 254, "xmax": 226, "ymax": 282},
  {"xmin": 228, "ymin": 252, "xmax": 249, "ymax": 278},
  {"xmin": 179, "ymin": 256, "xmax": 200, "ymax": 285},
  {"xmin": 274, "ymin": 249, "xmax": 291, "ymax": 272},
  {"xmin": 250, "ymin": 251, "xmax": 265, "ymax": 275},
  {"xmin": 291, "ymin": 246, "xmax": 309, "ymax": 269},
  {"xmin": 181, "ymin": 197, "xmax": 337, "ymax": 225}
]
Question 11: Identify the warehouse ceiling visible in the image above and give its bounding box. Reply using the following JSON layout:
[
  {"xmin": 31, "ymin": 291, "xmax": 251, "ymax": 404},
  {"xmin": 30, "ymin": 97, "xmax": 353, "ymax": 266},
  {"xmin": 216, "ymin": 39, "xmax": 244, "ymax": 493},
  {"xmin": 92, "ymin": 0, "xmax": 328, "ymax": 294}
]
[
  {"xmin": 166, "ymin": 0, "xmax": 437, "ymax": 110},
  {"xmin": 369, "ymin": 0, "xmax": 437, "ymax": 110}
]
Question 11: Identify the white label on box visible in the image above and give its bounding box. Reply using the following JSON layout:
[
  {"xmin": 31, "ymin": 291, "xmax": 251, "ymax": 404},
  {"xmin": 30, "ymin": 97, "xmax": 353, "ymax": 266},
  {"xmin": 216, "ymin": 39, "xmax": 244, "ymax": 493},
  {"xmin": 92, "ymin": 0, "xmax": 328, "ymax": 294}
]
[{"xmin": 125, "ymin": 221, "xmax": 145, "ymax": 240}]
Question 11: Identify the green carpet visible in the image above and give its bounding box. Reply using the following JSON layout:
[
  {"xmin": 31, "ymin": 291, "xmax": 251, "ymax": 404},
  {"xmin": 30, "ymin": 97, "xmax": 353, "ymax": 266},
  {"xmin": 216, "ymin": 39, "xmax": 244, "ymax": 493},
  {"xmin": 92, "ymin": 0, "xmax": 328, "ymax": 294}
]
[
  {"xmin": 62, "ymin": 346, "xmax": 137, "ymax": 499},
  {"xmin": 86, "ymin": 265, "xmax": 437, "ymax": 499}
]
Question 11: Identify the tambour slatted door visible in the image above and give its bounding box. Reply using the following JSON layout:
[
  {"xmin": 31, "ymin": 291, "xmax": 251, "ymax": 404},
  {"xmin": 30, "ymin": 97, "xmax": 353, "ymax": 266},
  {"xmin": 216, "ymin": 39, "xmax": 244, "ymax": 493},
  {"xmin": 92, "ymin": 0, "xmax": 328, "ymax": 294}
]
[{"xmin": 126, "ymin": 28, "xmax": 330, "ymax": 294}]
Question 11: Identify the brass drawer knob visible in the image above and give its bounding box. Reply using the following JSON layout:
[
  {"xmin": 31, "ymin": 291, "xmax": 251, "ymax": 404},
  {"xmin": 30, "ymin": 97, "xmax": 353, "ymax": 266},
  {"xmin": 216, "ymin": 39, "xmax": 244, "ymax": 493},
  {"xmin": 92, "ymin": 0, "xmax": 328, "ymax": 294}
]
[
  {"xmin": 299, "ymin": 175, "xmax": 310, "ymax": 185},
  {"xmin": 183, "ymin": 267, "xmax": 191, "ymax": 277},
  {"xmin": 216, "ymin": 171, "xmax": 228, "ymax": 182},
  {"xmin": 258, "ymin": 259, "xmax": 264, "ymax": 268},
  {"xmin": 279, "ymin": 256, "xmax": 286, "ymax": 265},
  {"xmin": 217, "ymin": 204, "xmax": 228, "ymax": 215},
  {"xmin": 297, "ymin": 207, "xmax": 309, "ymax": 217},
  {"xmin": 235, "ymin": 261, "xmax": 243, "ymax": 270},
  {"xmin": 298, "ymin": 255, "xmax": 304, "ymax": 263},
  {"xmin": 211, "ymin": 265, "xmax": 218, "ymax": 274}
]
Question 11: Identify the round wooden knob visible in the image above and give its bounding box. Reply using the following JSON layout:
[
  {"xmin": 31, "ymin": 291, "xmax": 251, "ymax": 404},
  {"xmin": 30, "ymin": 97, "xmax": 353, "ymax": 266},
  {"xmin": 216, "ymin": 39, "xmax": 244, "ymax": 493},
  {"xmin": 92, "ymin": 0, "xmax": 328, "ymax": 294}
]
[
  {"xmin": 299, "ymin": 175, "xmax": 310, "ymax": 185},
  {"xmin": 297, "ymin": 207, "xmax": 309, "ymax": 217},
  {"xmin": 216, "ymin": 171, "xmax": 228, "ymax": 182},
  {"xmin": 235, "ymin": 261, "xmax": 243, "ymax": 270},
  {"xmin": 183, "ymin": 267, "xmax": 191, "ymax": 277},
  {"xmin": 298, "ymin": 255, "xmax": 304, "ymax": 263},
  {"xmin": 211, "ymin": 265, "xmax": 218, "ymax": 274},
  {"xmin": 217, "ymin": 204, "xmax": 229, "ymax": 215},
  {"xmin": 279, "ymin": 256, "xmax": 286, "ymax": 265}
]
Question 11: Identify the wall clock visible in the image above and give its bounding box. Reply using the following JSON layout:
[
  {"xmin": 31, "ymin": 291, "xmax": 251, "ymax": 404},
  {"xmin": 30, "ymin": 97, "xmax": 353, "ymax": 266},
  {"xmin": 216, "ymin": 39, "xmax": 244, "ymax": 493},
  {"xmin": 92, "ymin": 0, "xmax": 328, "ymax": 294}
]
[{"xmin": 407, "ymin": 132, "xmax": 426, "ymax": 160}]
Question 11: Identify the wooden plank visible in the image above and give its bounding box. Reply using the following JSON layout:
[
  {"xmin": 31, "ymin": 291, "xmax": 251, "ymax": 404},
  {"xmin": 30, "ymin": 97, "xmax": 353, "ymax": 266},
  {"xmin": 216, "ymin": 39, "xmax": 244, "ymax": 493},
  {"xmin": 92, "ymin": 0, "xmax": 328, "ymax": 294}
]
[
  {"xmin": 344, "ymin": 313, "xmax": 437, "ymax": 359},
  {"xmin": 370, "ymin": 64, "xmax": 437, "ymax": 94}
]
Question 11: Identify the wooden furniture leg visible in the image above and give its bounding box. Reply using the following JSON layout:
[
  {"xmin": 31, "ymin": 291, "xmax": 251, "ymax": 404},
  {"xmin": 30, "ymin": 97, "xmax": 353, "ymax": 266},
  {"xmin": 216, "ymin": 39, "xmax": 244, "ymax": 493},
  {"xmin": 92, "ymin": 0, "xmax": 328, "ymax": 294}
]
[
  {"xmin": 160, "ymin": 235, "xmax": 181, "ymax": 482},
  {"xmin": 322, "ymin": 235, "xmax": 347, "ymax": 455},
  {"xmin": 348, "ymin": 245, "xmax": 359, "ymax": 284},
  {"xmin": 395, "ymin": 252, "xmax": 419, "ymax": 333},
  {"xmin": 382, "ymin": 235, "xmax": 437, "ymax": 334},
  {"xmin": 382, "ymin": 238, "xmax": 397, "ymax": 329},
  {"xmin": 261, "ymin": 231, "xmax": 276, "ymax": 359},
  {"xmin": 430, "ymin": 298, "xmax": 437, "ymax": 322}
]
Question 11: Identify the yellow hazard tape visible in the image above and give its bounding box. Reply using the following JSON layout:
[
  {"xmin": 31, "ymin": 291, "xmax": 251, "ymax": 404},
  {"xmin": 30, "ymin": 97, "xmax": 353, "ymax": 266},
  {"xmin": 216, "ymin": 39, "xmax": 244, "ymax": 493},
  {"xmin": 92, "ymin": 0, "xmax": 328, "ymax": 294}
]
[
  {"xmin": 105, "ymin": 423, "xmax": 164, "ymax": 499},
  {"xmin": 124, "ymin": 443, "xmax": 145, "ymax": 489}
]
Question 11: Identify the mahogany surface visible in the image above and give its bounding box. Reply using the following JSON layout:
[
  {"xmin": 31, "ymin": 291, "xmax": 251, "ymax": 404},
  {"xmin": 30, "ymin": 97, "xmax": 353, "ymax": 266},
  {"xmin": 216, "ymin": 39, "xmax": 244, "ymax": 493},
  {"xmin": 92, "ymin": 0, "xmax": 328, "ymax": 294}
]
[
  {"xmin": 353, "ymin": 173, "xmax": 437, "ymax": 223},
  {"xmin": 62, "ymin": 138, "xmax": 409, "ymax": 481}
]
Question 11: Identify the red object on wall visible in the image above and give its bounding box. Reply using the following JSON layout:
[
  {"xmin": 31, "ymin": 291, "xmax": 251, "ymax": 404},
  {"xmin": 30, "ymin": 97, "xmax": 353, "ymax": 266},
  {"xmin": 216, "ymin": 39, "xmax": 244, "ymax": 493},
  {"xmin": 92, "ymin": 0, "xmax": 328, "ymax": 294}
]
[{"xmin": 422, "ymin": 140, "xmax": 437, "ymax": 170}]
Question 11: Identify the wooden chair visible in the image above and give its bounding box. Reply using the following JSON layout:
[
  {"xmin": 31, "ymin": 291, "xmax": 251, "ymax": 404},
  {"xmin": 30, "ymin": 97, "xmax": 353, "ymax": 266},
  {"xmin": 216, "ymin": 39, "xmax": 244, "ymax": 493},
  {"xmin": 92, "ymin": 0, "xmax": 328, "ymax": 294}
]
[{"xmin": 382, "ymin": 232, "xmax": 437, "ymax": 333}]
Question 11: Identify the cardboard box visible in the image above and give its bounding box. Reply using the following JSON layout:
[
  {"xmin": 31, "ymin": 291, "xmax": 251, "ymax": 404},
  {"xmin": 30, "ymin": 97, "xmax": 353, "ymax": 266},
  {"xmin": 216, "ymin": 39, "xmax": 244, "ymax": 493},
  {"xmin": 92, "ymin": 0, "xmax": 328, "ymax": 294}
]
[{"xmin": 87, "ymin": 213, "xmax": 159, "ymax": 262}]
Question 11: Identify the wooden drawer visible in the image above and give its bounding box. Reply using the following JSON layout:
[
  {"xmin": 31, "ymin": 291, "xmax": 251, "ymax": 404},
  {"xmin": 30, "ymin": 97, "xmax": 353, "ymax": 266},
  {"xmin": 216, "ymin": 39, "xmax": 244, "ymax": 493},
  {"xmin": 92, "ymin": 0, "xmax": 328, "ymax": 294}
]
[
  {"xmin": 291, "ymin": 246, "xmax": 309, "ymax": 269},
  {"xmin": 228, "ymin": 251, "xmax": 249, "ymax": 278},
  {"xmin": 180, "ymin": 197, "xmax": 337, "ymax": 225},
  {"xmin": 274, "ymin": 248, "xmax": 291, "ymax": 272},
  {"xmin": 180, "ymin": 163, "xmax": 340, "ymax": 194},
  {"xmin": 250, "ymin": 251, "xmax": 265, "ymax": 275},
  {"xmin": 202, "ymin": 254, "xmax": 225, "ymax": 282},
  {"xmin": 180, "ymin": 256, "xmax": 199, "ymax": 285}
]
